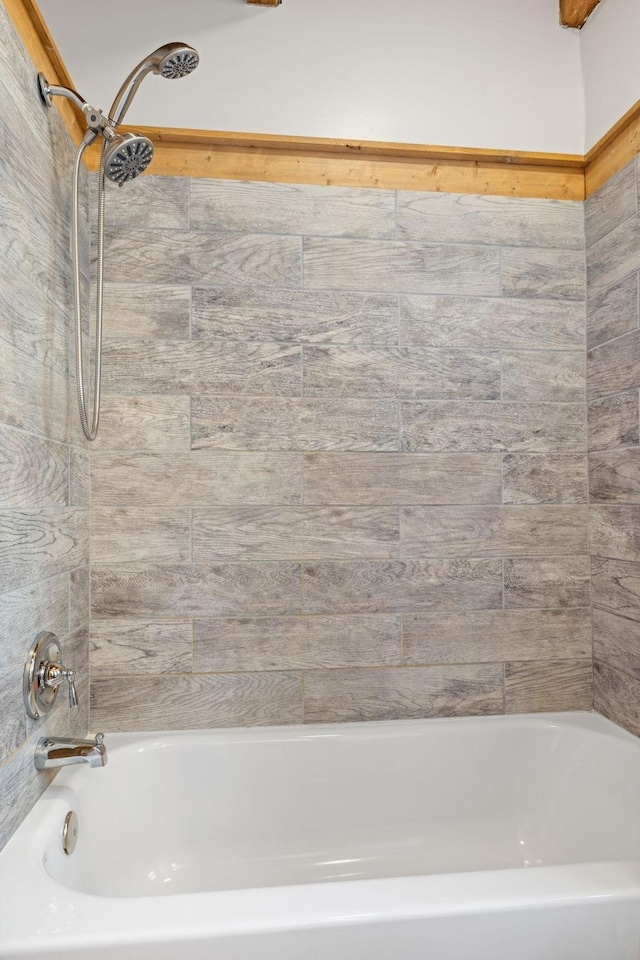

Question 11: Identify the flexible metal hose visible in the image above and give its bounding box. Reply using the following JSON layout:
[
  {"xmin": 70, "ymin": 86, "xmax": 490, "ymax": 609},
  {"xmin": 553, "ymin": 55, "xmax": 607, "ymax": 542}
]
[{"xmin": 72, "ymin": 133, "xmax": 106, "ymax": 441}]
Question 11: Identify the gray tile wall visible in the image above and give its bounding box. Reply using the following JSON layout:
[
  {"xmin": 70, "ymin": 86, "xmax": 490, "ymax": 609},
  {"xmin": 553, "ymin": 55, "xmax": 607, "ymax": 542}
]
[
  {"xmin": 0, "ymin": 0, "xmax": 90, "ymax": 850},
  {"xmin": 90, "ymin": 174, "xmax": 591, "ymax": 731},
  {"xmin": 586, "ymin": 156, "xmax": 640, "ymax": 735}
]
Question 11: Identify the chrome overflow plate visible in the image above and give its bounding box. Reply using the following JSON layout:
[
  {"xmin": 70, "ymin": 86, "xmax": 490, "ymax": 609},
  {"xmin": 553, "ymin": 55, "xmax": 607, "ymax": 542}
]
[
  {"xmin": 24, "ymin": 632, "xmax": 78, "ymax": 719},
  {"xmin": 62, "ymin": 810, "xmax": 79, "ymax": 856}
]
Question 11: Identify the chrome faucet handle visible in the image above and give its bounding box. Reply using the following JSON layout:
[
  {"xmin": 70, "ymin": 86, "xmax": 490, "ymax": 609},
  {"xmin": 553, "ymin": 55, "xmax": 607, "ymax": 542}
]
[{"xmin": 41, "ymin": 661, "xmax": 78, "ymax": 709}]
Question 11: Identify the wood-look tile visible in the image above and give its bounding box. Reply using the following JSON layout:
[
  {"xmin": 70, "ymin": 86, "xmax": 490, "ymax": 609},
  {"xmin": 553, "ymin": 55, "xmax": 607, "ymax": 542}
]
[
  {"xmin": 398, "ymin": 192, "xmax": 584, "ymax": 248},
  {"xmin": 90, "ymin": 619, "xmax": 193, "ymax": 676},
  {"xmin": 91, "ymin": 673, "xmax": 303, "ymax": 731},
  {"xmin": 70, "ymin": 566, "xmax": 90, "ymax": 631},
  {"xmin": 91, "ymin": 507, "xmax": 191, "ymax": 563},
  {"xmin": 191, "ymin": 287, "xmax": 399, "ymax": 344},
  {"xmin": 502, "ymin": 454, "xmax": 587, "ymax": 503},
  {"xmin": 99, "ymin": 175, "xmax": 189, "ymax": 229},
  {"xmin": 592, "ymin": 556, "xmax": 640, "ymax": 619},
  {"xmin": 502, "ymin": 351, "xmax": 585, "ymax": 403},
  {"xmin": 0, "ymin": 738, "xmax": 54, "ymax": 852},
  {"xmin": 103, "ymin": 340, "xmax": 302, "ymax": 397},
  {"xmin": 590, "ymin": 505, "xmax": 640, "ymax": 561},
  {"xmin": 0, "ymin": 338, "xmax": 70, "ymax": 443},
  {"xmin": 399, "ymin": 505, "xmax": 588, "ymax": 558},
  {"xmin": 589, "ymin": 449, "xmax": 640, "ymax": 503},
  {"xmin": 504, "ymin": 557, "xmax": 590, "ymax": 608},
  {"xmin": 103, "ymin": 229, "xmax": 302, "ymax": 287},
  {"xmin": 102, "ymin": 283, "xmax": 190, "ymax": 339},
  {"xmin": 193, "ymin": 615, "xmax": 401, "ymax": 671},
  {"xmin": 93, "ymin": 396, "xmax": 191, "ymax": 452},
  {"xmin": 587, "ymin": 329, "xmax": 640, "ymax": 399},
  {"xmin": 594, "ymin": 661, "xmax": 640, "ymax": 738},
  {"xmin": 587, "ymin": 217, "xmax": 640, "ymax": 300},
  {"xmin": 303, "ymin": 346, "xmax": 500, "ymax": 399},
  {"xmin": 91, "ymin": 451, "xmax": 303, "ymax": 506},
  {"xmin": 303, "ymin": 452, "xmax": 502, "ymax": 505},
  {"xmin": 192, "ymin": 506, "xmax": 399, "ymax": 560},
  {"xmin": 190, "ymin": 179, "xmax": 395, "ymax": 238},
  {"xmin": 501, "ymin": 247, "xmax": 585, "ymax": 300},
  {"xmin": 400, "ymin": 295, "xmax": 585, "ymax": 350},
  {"xmin": 69, "ymin": 446, "xmax": 89, "ymax": 509},
  {"xmin": 593, "ymin": 608, "xmax": 640, "ymax": 678},
  {"xmin": 588, "ymin": 392, "xmax": 639, "ymax": 452},
  {"xmin": 586, "ymin": 272, "xmax": 638, "ymax": 350},
  {"xmin": 403, "ymin": 609, "xmax": 592, "ymax": 664},
  {"xmin": 0, "ymin": 508, "xmax": 88, "ymax": 593},
  {"xmin": 303, "ymin": 665, "xmax": 504, "ymax": 723},
  {"xmin": 191, "ymin": 397, "xmax": 398, "ymax": 451},
  {"xmin": 401, "ymin": 401, "xmax": 586, "ymax": 453},
  {"xmin": 302, "ymin": 559, "xmax": 502, "ymax": 614},
  {"xmin": 585, "ymin": 160, "xmax": 637, "ymax": 247},
  {"xmin": 303, "ymin": 237, "xmax": 501, "ymax": 295},
  {"xmin": 91, "ymin": 562, "xmax": 302, "ymax": 618},
  {"xmin": 504, "ymin": 661, "xmax": 593, "ymax": 713},
  {"xmin": 0, "ymin": 425, "xmax": 68, "ymax": 508}
]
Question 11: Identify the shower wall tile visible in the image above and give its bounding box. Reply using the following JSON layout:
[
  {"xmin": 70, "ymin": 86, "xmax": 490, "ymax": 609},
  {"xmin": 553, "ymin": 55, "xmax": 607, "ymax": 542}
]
[
  {"xmin": 191, "ymin": 287, "xmax": 399, "ymax": 344},
  {"xmin": 100, "ymin": 175, "xmax": 189, "ymax": 229},
  {"xmin": 402, "ymin": 609, "xmax": 592, "ymax": 665},
  {"xmin": 398, "ymin": 505, "xmax": 588, "ymax": 558},
  {"xmin": 584, "ymin": 161, "xmax": 637, "ymax": 248},
  {"xmin": 590, "ymin": 505, "xmax": 640, "ymax": 561},
  {"xmin": 587, "ymin": 329, "xmax": 640, "ymax": 399},
  {"xmin": 302, "ymin": 452, "xmax": 502, "ymax": 505},
  {"xmin": 0, "ymin": 0, "xmax": 90, "ymax": 852},
  {"xmin": 93, "ymin": 396, "xmax": 191, "ymax": 452},
  {"xmin": 91, "ymin": 561, "xmax": 303, "ymax": 618},
  {"xmin": 504, "ymin": 660, "xmax": 593, "ymax": 713},
  {"xmin": 193, "ymin": 615, "xmax": 401, "ymax": 672},
  {"xmin": 400, "ymin": 401, "xmax": 586, "ymax": 453},
  {"xmin": 191, "ymin": 397, "xmax": 399, "ymax": 451},
  {"xmin": 588, "ymin": 393, "xmax": 639, "ymax": 452},
  {"xmin": 594, "ymin": 661, "xmax": 640, "ymax": 737},
  {"xmin": 586, "ymin": 272, "xmax": 638, "ymax": 350},
  {"xmin": 89, "ymin": 173, "xmax": 590, "ymax": 732},
  {"xmin": 501, "ymin": 247, "xmax": 586, "ymax": 300},
  {"xmin": 91, "ymin": 507, "xmax": 191, "ymax": 564},
  {"xmin": 591, "ymin": 557, "xmax": 640, "ymax": 620},
  {"xmin": 190, "ymin": 179, "xmax": 396, "ymax": 238},
  {"xmin": 400, "ymin": 295, "xmax": 585, "ymax": 349},
  {"xmin": 91, "ymin": 451, "xmax": 303, "ymax": 506},
  {"xmin": 91, "ymin": 672, "xmax": 303, "ymax": 731},
  {"xmin": 303, "ymin": 237, "xmax": 501, "ymax": 295},
  {"xmin": 102, "ymin": 339, "xmax": 301, "ymax": 396},
  {"xmin": 303, "ymin": 665, "xmax": 504, "ymax": 723},
  {"xmin": 91, "ymin": 619, "xmax": 193, "ymax": 676},
  {"xmin": 501, "ymin": 454, "xmax": 588, "ymax": 504},
  {"xmin": 592, "ymin": 608, "xmax": 640, "ymax": 678},
  {"xmin": 504, "ymin": 556, "xmax": 591, "ymax": 609},
  {"xmin": 102, "ymin": 283, "xmax": 191, "ymax": 339},
  {"xmin": 302, "ymin": 346, "xmax": 501, "ymax": 400},
  {"xmin": 501, "ymin": 351, "xmax": 585, "ymax": 403},
  {"xmin": 589, "ymin": 449, "xmax": 640, "ymax": 503},
  {"xmin": 191, "ymin": 506, "xmax": 399, "ymax": 560},
  {"xmin": 587, "ymin": 216, "xmax": 640, "ymax": 299},
  {"xmin": 397, "ymin": 193, "xmax": 584, "ymax": 248}
]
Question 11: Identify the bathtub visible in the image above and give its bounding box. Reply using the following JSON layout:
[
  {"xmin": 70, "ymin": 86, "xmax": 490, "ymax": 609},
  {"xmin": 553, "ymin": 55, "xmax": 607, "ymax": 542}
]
[{"xmin": 2, "ymin": 711, "xmax": 640, "ymax": 959}]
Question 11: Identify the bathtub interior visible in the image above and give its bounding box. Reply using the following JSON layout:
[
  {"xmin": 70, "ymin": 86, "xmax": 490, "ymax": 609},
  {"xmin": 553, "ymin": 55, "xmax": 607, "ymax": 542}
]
[{"xmin": 39, "ymin": 714, "xmax": 640, "ymax": 899}]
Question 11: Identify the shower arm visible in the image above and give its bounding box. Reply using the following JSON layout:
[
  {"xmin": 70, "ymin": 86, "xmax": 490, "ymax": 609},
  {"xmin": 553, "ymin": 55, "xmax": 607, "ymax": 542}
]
[{"xmin": 37, "ymin": 73, "xmax": 115, "ymax": 142}]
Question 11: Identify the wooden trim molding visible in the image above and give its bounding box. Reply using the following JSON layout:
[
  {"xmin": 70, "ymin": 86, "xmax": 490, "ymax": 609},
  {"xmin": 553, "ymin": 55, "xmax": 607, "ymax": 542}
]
[
  {"xmin": 560, "ymin": 0, "xmax": 602, "ymax": 29},
  {"xmin": 3, "ymin": 0, "xmax": 638, "ymax": 201}
]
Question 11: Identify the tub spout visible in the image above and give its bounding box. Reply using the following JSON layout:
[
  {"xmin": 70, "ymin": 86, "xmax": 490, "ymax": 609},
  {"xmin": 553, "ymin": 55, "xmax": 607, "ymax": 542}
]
[{"xmin": 34, "ymin": 733, "xmax": 107, "ymax": 770}]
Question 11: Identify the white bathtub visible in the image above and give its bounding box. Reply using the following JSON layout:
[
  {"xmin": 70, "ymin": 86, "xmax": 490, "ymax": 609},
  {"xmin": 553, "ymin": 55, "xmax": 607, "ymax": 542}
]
[{"xmin": 2, "ymin": 711, "xmax": 640, "ymax": 959}]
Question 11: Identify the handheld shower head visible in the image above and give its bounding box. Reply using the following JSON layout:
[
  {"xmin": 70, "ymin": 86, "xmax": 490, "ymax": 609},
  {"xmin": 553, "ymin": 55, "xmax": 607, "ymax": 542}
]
[{"xmin": 108, "ymin": 42, "xmax": 200, "ymax": 126}]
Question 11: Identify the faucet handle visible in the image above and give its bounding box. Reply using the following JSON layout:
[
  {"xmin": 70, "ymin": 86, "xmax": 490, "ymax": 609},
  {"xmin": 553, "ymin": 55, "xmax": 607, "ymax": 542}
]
[
  {"xmin": 43, "ymin": 662, "xmax": 78, "ymax": 709},
  {"xmin": 65, "ymin": 668, "xmax": 78, "ymax": 708},
  {"xmin": 94, "ymin": 732, "xmax": 104, "ymax": 746}
]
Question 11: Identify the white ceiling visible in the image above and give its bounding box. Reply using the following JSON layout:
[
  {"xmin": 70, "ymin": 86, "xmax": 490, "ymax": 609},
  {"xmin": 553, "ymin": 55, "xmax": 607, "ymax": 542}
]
[{"xmin": 37, "ymin": 0, "xmax": 585, "ymax": 153}]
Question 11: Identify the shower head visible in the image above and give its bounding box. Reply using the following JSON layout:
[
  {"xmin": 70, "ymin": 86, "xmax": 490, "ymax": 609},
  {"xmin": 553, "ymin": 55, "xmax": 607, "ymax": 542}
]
[
  {"xmin": 103, "ymin": 132, "xmax": 154, "ymax": 186},
  {"xmin": 109, "ymin": 42, "xmax": 200, "ymax": 126}
]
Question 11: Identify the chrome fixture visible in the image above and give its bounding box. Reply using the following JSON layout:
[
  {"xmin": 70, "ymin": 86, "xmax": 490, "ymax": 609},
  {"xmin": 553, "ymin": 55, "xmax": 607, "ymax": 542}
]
[
  {"xmin": 34, "ymin": 733, "xmax": 107, "ymax": 771},
  {"xmin": 37, "ymin": 42, "xmax": 200, "ymax": 441},
  {"xmin": 24, "ymin": 632, "xmax": 78, "ymax": 720},
  {"xmin": 62, "ymin": 810, "xmax": 79, "ymax": 855}
]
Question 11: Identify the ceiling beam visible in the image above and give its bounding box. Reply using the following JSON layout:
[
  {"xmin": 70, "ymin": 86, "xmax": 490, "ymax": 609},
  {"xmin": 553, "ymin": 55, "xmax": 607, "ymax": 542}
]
[
  {"xmin": 560, "ymin": 0, "xmax": 602, "ymax": 28},
  {"xmin": 247, "ymin": 0, "xmax": 282, "ymax": 6}
]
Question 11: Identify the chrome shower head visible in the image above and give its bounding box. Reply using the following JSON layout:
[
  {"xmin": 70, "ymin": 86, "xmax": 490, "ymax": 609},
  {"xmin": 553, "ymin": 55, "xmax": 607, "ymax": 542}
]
[
  {"xmin": 158, "ymin": 45, "xmax": 200, "ymax": 79},
  {"xmin": 103, "ymin": 133, "xmax": 154, "ymax": 186},
  {"xmin": 108, "ymin": 42, "xmax": 200, "ymax": 126}
]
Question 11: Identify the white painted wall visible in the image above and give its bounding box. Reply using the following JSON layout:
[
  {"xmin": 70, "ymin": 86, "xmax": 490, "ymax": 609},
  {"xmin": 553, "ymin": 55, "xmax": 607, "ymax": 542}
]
[
  {"xmin": 38, "ymin": 0, "xmax": 584, "ymax": 154},
  {"xmin": 581, "ymin": 0, "xmax": 640, "ymax": 151}
]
